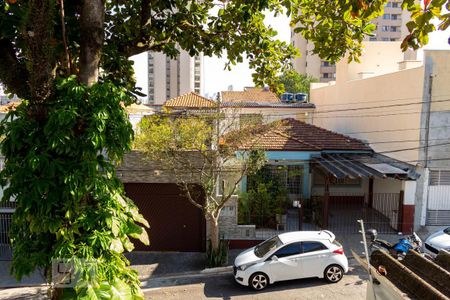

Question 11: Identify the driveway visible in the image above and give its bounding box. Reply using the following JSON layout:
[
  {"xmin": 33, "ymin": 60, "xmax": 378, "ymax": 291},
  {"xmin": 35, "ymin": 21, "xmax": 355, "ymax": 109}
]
[{"xmin": 143, "ymin": 264, "xmax": 368, "ymax": 300}]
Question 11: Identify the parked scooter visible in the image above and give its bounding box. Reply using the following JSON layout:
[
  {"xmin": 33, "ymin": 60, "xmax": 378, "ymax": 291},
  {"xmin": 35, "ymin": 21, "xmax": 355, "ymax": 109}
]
[{"xmin": 366, "ymin": 229, "xmax": 423, "ymax": 259}]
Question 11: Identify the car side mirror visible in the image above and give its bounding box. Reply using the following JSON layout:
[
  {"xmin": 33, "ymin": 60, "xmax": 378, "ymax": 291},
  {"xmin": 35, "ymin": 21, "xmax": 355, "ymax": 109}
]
[{"xmin": 271, "ymin": 255, "xmax": 278, "ymax": 261}]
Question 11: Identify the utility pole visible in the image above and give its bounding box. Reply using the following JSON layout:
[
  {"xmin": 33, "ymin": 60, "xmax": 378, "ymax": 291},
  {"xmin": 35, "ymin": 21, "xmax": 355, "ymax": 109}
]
[{"xmin": 423, "ymin": 74, "xmax": 433, "ymax": 168}]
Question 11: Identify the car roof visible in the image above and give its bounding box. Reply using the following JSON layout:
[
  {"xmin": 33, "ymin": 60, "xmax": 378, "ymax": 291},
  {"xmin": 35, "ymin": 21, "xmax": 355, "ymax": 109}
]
[{"xmin": 278, "ymin": 231, "xmax": 335, "ymax": 244}]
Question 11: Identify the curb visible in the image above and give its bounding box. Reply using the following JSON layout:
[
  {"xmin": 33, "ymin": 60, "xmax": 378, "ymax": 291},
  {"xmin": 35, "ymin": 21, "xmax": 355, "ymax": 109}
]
[
  {"xmin": 200, "ymin": 266, "xmax": 233, "ymax": 274},
  {"xmin": 140, "ymin": 266, "xmax": 234, "ymax": 287}
]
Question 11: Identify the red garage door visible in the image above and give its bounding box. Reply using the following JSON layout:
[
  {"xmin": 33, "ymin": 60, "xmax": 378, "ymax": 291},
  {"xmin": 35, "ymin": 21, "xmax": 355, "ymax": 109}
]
[{"xmin": 124, "ymin": 183, "xmax": 206, "ymax": 252}]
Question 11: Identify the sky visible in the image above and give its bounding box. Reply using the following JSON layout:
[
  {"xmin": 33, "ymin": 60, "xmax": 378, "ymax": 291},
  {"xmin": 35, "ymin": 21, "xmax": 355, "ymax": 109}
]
[{"xmin": 131, "ymin": 13, "xmax": 450, "ymax": 99}]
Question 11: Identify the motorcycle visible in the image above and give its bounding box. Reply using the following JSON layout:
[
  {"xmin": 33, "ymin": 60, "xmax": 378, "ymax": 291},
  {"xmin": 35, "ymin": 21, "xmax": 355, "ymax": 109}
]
[{"xmin": 366, "ymin": 229, "xmax": 423, "ymax": 259}]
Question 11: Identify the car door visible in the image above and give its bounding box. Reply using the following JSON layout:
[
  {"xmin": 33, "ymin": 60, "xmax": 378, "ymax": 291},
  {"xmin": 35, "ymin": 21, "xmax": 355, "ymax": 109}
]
[
  {"xmin": 266, "ymin": 242, "xmax": 302, "ymax": 282},
  {"xmin": 298, "ymin": 241, "xmax": 330, "ymax": 278}
]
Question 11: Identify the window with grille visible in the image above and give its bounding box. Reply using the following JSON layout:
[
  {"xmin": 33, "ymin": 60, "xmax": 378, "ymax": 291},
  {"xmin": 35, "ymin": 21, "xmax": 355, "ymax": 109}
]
[
  {"xmin": 430, "ymin": 170, "xmax": 450, "ymax": 185},
  {"xmin": 267, "ymin": 165, "xmax": 304, "ymax": 195}
]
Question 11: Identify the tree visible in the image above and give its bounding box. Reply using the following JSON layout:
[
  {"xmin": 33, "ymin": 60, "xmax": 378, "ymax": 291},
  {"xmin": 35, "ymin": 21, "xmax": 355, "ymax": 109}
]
[
  {"xmin": 134, "ymin": 110, "xmax": 268, "ymax": 265},
  {"xmin": 277, "ymin": 70, "xmax": 318, "ymax": 96},
  {"xmin": 0, "ymin": 0, "xmax": 447, "ymax": 298}
]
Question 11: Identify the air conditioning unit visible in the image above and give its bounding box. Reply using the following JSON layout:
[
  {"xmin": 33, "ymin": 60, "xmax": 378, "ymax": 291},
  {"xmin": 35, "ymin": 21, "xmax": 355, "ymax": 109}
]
[
  {"xmin": 294, "ymin": 93, "xmax": 308, "ymax": 103},
  {"xmin": 281, "ymin": 93, "xmax": 294, "ymax": 103}
]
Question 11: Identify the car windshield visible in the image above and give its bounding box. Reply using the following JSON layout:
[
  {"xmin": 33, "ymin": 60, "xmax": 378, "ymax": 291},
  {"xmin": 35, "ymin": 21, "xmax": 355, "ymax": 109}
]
[
  {"xmin": 444, "ymin": 227, "xmax": 450, "ymax": 235},
  {"xmin": 254, "ymin": 236, "xmax": 283, "ymax": 258}
]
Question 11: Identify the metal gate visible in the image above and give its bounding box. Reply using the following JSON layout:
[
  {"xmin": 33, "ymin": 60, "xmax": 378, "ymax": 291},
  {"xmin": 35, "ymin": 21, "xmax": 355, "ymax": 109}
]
[
  {"xmin": 124, "ymin": 183, "xmax": 206, "ymax": 252},
  {"xmin": 427, "ymin": 170, "xmax": 450, "ymax": 226},
  {"xmin": 0, "ymin": 211, "xmax": 13, "ymax": 260}
]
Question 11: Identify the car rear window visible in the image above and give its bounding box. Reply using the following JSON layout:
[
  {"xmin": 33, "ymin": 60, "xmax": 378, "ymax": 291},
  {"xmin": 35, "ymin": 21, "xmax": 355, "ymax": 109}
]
[
  {"xmin": 444, "ymin": 227, "xmax": 450, "ymax": 235},
  {"xmin": 302, "ymin": 242, "xmax": 327, "ymax": 253}
]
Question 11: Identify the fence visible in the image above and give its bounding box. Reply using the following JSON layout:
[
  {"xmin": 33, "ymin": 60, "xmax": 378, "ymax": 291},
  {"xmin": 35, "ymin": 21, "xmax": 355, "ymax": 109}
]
[
  {"xmin": 372, "ymin": 193, "xmax": 401, "ymax": 230},
  {"xmin": 0, "ymin": 211, "xmax": 13, "ymax": 260}
]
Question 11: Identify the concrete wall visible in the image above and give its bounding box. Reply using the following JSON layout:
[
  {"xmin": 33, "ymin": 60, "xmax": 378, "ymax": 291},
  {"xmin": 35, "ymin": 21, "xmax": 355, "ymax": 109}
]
[{"xmin": 415, "ymin": 50, "xmax": 450, "ymax": 227}]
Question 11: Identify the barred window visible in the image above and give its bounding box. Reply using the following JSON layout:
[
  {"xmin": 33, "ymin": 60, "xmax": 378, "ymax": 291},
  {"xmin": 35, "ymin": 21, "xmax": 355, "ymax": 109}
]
[{"xmin": 430, "ymin": 170, "xmax": 450, "ymax": 186}]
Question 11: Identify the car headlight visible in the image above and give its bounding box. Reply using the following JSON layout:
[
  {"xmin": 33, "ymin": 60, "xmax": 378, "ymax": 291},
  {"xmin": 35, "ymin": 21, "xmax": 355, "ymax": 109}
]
[{"xmin": 238, "ymin": 263, "xmax": 256, "ymax": 271}]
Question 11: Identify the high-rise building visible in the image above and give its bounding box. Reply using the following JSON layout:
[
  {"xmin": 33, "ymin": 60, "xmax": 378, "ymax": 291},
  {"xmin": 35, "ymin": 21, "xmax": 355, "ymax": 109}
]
[
  {"xmin": 145, "ymin": 50, "xmax": 203, "ymax": 105},
  {"xmin": 291, "ymin": 0, "xmax": 413, "ymax": 83}
]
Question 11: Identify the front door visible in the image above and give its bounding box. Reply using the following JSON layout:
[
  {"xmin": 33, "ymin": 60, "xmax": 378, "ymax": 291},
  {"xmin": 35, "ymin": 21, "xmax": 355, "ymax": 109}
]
[
  {"xmin": 298, "ymin": 241, "xmax": 330, "ymax": 278},
  {"xmin": 267, "ymin": 242, "xmax": 302, "ymax": 282}
]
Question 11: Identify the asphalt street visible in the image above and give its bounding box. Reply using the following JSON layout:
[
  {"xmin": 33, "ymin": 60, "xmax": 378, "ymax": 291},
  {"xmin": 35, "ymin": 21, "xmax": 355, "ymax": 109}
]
[{"xmin": 143, "ymin": 265, "xmax": 368, "ymax": 300}]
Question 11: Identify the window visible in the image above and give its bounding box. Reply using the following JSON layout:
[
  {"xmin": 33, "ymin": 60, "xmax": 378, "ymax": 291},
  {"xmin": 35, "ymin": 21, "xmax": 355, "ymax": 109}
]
[
  {"xmin": 392, "ymin": 2, "xmax": 399, "ymax": 8},
  {"xmin": 382, "ymin": 26, "xmax": 389, "ymax": 32},
  {"xmin": 386, "ymin": 2, "xmax": 392, "ymax": 7},
  {"xmin": 391, "ymin": 14, "xmax": 399, "ymax": 20},
  {"xmin": 287, "ymin": 165, "xmax": 303, "ymax": 195},
  {"xmin": 323, "ymin": 73, "xmax": 329, "ymax": 78},
  {"xmin": 390, "ymin": 26, "xmax": 398, "ymax": 32},
  {"xmin": 273, "ymin": 242, "xmax": 302, "ymax": 258},
  {"xmin": 302, "ymin": 242, "xmax": 327, "ymax": 253},
  {"xmin": 240, "ymin": 114, "xmax": 263, "ymax": 128},
  {"xmin": 323, "ymin": 61, "xmax": 329, "ymax": 67},
  {"xmin": 390, "ymin": 38, "xmax": 398, "ymax": 41},
  {"xmin": 369, "ymin": 37, "xmax": 377, "ymax": 41},
  {"xmin": 430, "ymin": 170, "xmax": 450, "ymax": 186},
  {"xmin": 382, "ymin": 37, "xmax": 389, "ymax": 41},
  {"xmin": 383, "ymin": 13, "xmax": 390, "ymax": 20}
]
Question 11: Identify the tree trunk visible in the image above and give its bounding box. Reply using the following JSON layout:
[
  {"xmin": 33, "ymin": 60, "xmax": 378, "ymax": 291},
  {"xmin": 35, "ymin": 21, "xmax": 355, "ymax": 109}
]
[
  {"xmin": 79, "ymin": 0, "xmax": 104, "ymax": 86},
  {"xmin": 209, "ymin": 216, "xmax": 219, "ymax": 251}
]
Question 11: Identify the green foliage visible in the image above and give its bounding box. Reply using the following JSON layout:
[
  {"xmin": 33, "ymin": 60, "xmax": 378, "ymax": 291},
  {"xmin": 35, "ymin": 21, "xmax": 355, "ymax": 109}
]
[
  {"xmin": 276, "ymin": 70, "xmax": 318, "ymax": 96},
  {"xmin": 400, "ymin": 0, "xmax": 450, "ymax": 51},
  {"xmin": 239, "ymin": 167, "xmax": 290, "ymax": 228},
  {"xmin": 291, "ymin": 0, "xmax": 388, "ymax": 63},
  {"xmin": 135, "ymin": 112, "xmax": 268, "ymax": 252},
  {"xmin": 0, "ymin": 77, "xmax": 148, "ymax": 299},
  {"xmin": 206, "ymin": 239, "xmax": 229, "ymax": 268}
]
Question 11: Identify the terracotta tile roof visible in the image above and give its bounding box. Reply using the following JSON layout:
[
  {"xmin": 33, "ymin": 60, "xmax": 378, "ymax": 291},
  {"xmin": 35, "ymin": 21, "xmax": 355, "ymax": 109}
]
[
  {"xmin": 164, "ymin": 92, "xmax": 217, "ymax": 108},
  {"xmin": 221, "ymin": 88, "xmax": 280, "ymax": 103},
  {"xmin": 240, "ymin": 118, "xmax": 371, "ymax": 152},
  {"xmin": 0, "ymin": 101, "xmax": 21, "ymax": 113}
]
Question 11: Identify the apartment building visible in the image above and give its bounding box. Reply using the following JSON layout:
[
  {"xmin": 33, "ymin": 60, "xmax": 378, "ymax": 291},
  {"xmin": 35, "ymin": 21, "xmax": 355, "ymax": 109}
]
[
  {"xmin": 309, "ymin": 42, "xmax": 450, "ymax": 229},
  {"xmin": 291, "ymin": 0, "xmax": 412, "ymax": 82},
  {"xmin": 145, "ymin": 50, "xmax": 203, "ymax": 105}
]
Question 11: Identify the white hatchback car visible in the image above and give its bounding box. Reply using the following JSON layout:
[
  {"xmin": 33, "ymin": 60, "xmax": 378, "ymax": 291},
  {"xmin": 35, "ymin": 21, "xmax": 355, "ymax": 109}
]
[
  {"xmin": 425, "ymin": 226, "xmax": 450, "ymax": 255},
  {"xmin": 233, "ymin": 231, "xmax": 348, "ymax": 290}
]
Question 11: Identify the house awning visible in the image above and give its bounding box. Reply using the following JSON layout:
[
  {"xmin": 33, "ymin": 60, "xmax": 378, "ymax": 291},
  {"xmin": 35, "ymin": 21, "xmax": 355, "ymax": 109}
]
[{"xmin": 312, "ymin": 153, "xmax": 419, "ymax": 180}]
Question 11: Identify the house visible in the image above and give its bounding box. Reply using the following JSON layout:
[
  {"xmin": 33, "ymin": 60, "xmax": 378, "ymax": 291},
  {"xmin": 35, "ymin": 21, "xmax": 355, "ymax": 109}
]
[
  {"xmin": 119, "ymin": 112, "xmax": 419, "ymax": 251},
  {"xmin": 220, "ymin": 87, "xmax": 315, "ymax": 124},
  {"xmin": 219, "ymin": 118, "xmax": 418, "ymax": 245},
  {"xmin": 310, "ymin": 44, "xmax": 450, "ymax": 229}
]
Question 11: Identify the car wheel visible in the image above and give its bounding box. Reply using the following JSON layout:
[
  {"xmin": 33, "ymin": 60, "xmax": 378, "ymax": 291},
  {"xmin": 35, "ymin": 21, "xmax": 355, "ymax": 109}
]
[
  {"xmin": 324, "ymin": 265, "xmax": 344, "ymax": 283},
  {"xmin": 249, "ymin": 272, "xmax": 269, "ymax": 291}
]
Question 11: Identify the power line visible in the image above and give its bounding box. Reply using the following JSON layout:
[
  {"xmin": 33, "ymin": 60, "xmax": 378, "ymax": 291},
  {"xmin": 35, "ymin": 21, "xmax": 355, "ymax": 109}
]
[
  {"xmin": 306, "ymin": 93, "xmax": 450, "ymax": 108},
  {"xmin": 340, "ymin": 125, "xmax": 450, "ymax": 135},
  {"xmin": 367, "ymin": 138, "xmax": 450, "ymax": 145},
  {"xmin": 312, "ymin": 98, "xmax": 450, "ymax": 114},
  {"xmin": 161, "ymin": 98, "xmax": 450, "ymax": 120}
]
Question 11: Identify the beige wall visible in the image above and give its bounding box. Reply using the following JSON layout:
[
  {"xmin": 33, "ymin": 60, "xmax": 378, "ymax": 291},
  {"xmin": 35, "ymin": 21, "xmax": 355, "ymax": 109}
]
[{"xmin": 310, "ymin": 43, "xmax": 425, "ymax": 163}]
